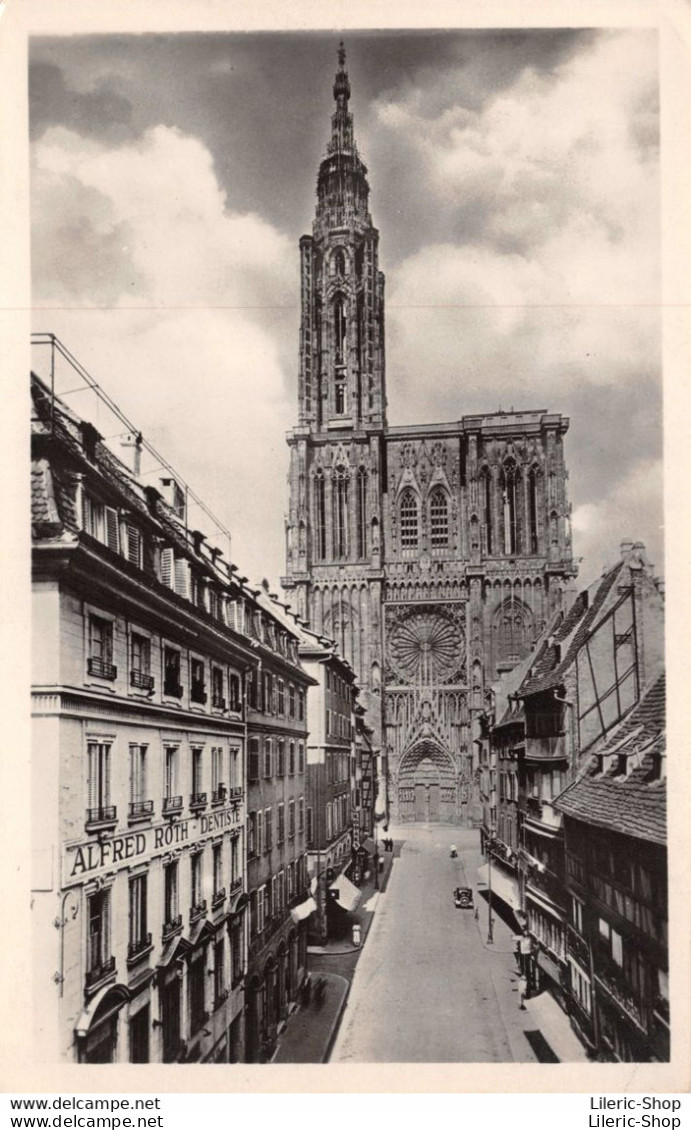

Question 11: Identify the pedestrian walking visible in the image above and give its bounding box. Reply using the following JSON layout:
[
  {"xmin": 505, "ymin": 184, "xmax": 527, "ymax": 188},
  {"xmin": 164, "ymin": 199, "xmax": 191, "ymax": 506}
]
[{"xmin": 518, "ymin": 975, "xmax": 527, "ymax": 1010}]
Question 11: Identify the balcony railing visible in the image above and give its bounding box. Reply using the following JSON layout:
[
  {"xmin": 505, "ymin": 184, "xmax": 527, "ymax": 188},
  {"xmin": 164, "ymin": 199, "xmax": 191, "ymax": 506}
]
[
  {"xmin": 162, "ymin": 914, "xmax": 183, "ymax": 942},
  {"xmin": 212, "ymin": 888, "xmax": 226, "ymax": 909},
  {"xmin": 163, "ymin": 680, "xmax": 183, "ymax": 698},
  {"xmin": 229, "ymin": 785, "xmax": 243, "ymax": 799},
  {"xmin": 130, "ymin": 669, "xmax": 154, "ymax": 691},
  {"xmin": 88, "ymin": 656, "xmax": 117, "ymax": 680},
  {"xmin": 129, "ymin": 800, "xmax": 154, "ymax": 819},
  {"xmin": 191, "ymin": 685, "xmax": 207, "ymax": 705},
  {"xmin": 85, "ymin": 954, "xmax": 116, "ymax": 989},
  {"xmin": 230, "ymin": 875, "xmax": 243, "ymax": 893},
  {"xmin": 525, "ymin": 734, "xmax": 566, "ymax": 761},
  {"xmin": 162, "ymin": 795, "xmax": 183, "ymax": 815},
  {"xmin": 212, "ymin": 694, "xmax": 226, "ymax": 710},
  {"xmin": 86, "ymin": 805, "xmax": 117, "ymax": 828},
  {"xmin": 127, "ymin": 933, "xmax": 152, "ymax": 963},
  {"xmin": 189, "ymin": 792, "xmax": 208, "ymax": 810},
  {"xmin": 594, "ymin": 954, "xmax": 646, "ymax": 1030},
  {"xmin": 190, "ymin": 900, "xmax": 208, "ymax": 924},
  {"xmin": 212, "ymin": 787, "xmax": 228, "ymax": 806}
]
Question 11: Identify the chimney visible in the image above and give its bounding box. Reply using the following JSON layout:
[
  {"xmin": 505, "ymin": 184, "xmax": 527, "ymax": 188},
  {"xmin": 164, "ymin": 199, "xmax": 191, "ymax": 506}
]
[
  {"xmin": 120, "ymin": 431, "xmax": 142, "ymax": 477},
  {"xmin": 159, "ymin": 476, "xmax": 186, "ymax": 520},
  {"xmin": 620, "ymin": 540, "xmax": 634, "ymax": 560}
]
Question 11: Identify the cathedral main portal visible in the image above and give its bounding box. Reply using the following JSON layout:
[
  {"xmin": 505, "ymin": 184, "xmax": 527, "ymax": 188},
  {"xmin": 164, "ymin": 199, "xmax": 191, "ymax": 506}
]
[{"xmin": 384, "ymin": 603, "xmax": 469, "ymax": 825}]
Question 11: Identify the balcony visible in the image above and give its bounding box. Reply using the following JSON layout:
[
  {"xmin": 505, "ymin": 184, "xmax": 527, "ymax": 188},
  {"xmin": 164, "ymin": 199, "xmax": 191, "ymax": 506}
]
[
  {"xmin": 212, "ymin": 787, "xmax": 228, "ymax": 806},
  {"xmin": 162, "ymin": 795, "xmax": 183, "ymax": 816},
  {"xmin": 130, "ymin": 669, "xmax": 154, "ymax": 691},
  {"xmin": 129, "ymin": 800, "xmax": 154, "ymax": 820},
  {"xmin": 212, "ymin": 888, "xmax": 226, "ymax": 909},
  {"xmin": 525, "ymin": 796, "xmax": 563, "ymax": 830},
  {"xmin": 230, "ymin": 875, "xmax": 243, "ymax": 893},
  {"xmin": 594, "ymin": 952, "xmax": 645, "ymax": 1030},
  {"xmin": 162, "ymin": 914, "xmax": 183, "ymax": 942},
  {"xmin": 189, "ymin": 792, "xmax": 208, "ymax": 811},
  {"xmin": 212, "ymin": 695, "xmax": 226, "ymax": 711},
  {"xmin": 85, "ymin": 954, "xmax": 116, "ymax": 990},
  {"xmin": 87, "ymin": 656, "xmax": 117, "ymax": 681},
  {"xmin": 525, "ymin": 734, "xmax": 566, "ymax": 761},
  {"xmin": 127, "ymin": 933, "xmax": 153, "ymax": 964},
  {"xmin": 191, "ymin": 685, "xmax": 207, "ymax": 706},
  {"xmin": 189, "ymin": 900, "xmax": 207, "ymax": 924},
  {"xmin": 163, "ymin": 680, "xmax": 183, "ymax": 699},
  {"xmin": 229, "ymin": 785, "xmax": 243, "ymax": 800},
  {"xmin": 85, "ymin": 805, "xmax": 117, "ymax": 829}
]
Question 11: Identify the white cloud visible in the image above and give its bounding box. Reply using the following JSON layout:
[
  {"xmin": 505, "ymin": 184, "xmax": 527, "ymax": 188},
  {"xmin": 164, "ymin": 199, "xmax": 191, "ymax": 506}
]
[{"xmin": 572, "ymin": 458, "xmax": 664, "ymax": 583}]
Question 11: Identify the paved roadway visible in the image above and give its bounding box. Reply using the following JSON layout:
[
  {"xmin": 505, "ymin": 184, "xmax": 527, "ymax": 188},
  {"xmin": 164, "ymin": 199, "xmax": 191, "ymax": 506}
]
[{"xmin": 331, "ymin": 823, "xmax": 536, "ymax": 1063}]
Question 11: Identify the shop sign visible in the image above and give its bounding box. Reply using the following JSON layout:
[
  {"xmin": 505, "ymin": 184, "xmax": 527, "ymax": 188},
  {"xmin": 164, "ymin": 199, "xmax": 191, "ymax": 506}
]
[
  {"xmin": 61, "ymin": 805, "xmax": 242, "ymax": 887},
  {"xmin": 352, "ymin": 811, "xmax": 360, "ymax": 850}
]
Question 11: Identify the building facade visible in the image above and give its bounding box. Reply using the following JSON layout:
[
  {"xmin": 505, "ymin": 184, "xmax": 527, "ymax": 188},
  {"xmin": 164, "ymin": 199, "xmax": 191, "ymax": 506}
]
[
  {"xmin": 243, "ymin": 587, "xmax": 313, "ymax": 1063},
  {"xmin": 283, "ymin": 46, "xmax": 577, "ymax": 825}
]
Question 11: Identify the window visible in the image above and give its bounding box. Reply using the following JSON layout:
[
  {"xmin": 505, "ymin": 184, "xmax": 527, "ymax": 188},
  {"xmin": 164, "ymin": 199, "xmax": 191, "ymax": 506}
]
[
  {"xmin": 128, "ymin": 875, "xmax": 149, "ymax": 958},
  {"xmin": 429, "ymin": 488, "xmax": 449, "ymax": 548},
  {"xmin": 326, "ymin": 802, "xmax": 332, "ymax": 840},
  {"xmin": 287, "ymin": 863, "xmax": 295, "ymax": 901},
  {"xmin": 314, "ymin": 471, "xmax": 326, "ymax": 560},
  {"xmin": 211, "ymin": 666, "xmax": 225, "ymax": 710},
  {"xmin": 256, "ymin": 811, "xmax": 264, "ymax": 856},
  {"xmin": 277, "ymin": 679, "xmax": 285, "ymax": 715},
  {"xmin": 163, "ymin": 647, "xmax": 182, "ymax": 697},
  {"xmin": 264, "ymin": 672, "xmax": 273, "ymax": 713},
  {"xmin": 214, "ymin": 937, "xmax": 226, "ymax": 1005},
  {"xmin": 257, "ymin": 886, "xmax": 266, "ymax": 934},
  {"xmin": 263, "ymin": 738, "xmax": 272, "ymax": 779},
  {"xmin": 529, "ymin": 466, "xmax": 540, "ymax": 554},
  {"xmin": 129, "ymin": 744, "xmax": 151, "ymax": 818},
  {"xmin": 248, "ymin": 812, "xmax": 256, "ymax": 858},
  {"xmin": 482, "ymin": 468, "xmax": 493, "ymax": 554},
  {"xmin": 248, "ymin": 738, "xmax": 260, "ymax": 782},
  {"xmin": 213, "ymin": 842, "xmax": 224, "ymax": 902},
  {"xmin": 164, "ymin": 861, "xmax": 179, "ymax": 930},
  {"xmin": 130, "ymin": 633, "xmax": 152, "ymax": 690},
  {"xmin": 278, "ymin": 803, "xmax": 285, "ymax": 844},
  {"xmin": 190, "ymin": 657, "xmax": 206, "ymax": 704},
  {"xmin": 298, "ymin": 742, "xmax": 305, "ymax": 774},
  {"xmin": 86, "ymin": 888, "xmax": 112, "ymax": 984},
  {"xmin": 569, "ymin": 960, "xmax": 591, "ymax": 1015},
  {"xmin": 211, "ymin": 746, "xmax": 225, "ymax": 803},
  {"xmin": 231, "ymin": 916, "xmax": 244, "ymax": 984},
  {"xmin": 188, "ymin": 953, "xmax": 206, "ymax": 1033},
  {"xmin": 87, "ymin": 740, "xmax": 114, "ymax": 824},
  {"xmin": 289, "ymin": 741, "xmax": 295, "ymax": 776},
  {"xmin": 229, "ymin": 673, "xmax": 241, "ymax": 713},
  {"xmin": 357, "ymin": 467, "xmax": 367, "ymax": 557},
  {"xmin": 288, "ymin": 684, "xmax": 296, "ymax": 719},
  {"xmin": 333, "ymin": 466, "xmax": 349, "ymax": 558},
  {"xmin": 83, "ymin": 496, "xmax": 119, "ymax": 552},
  {"xmin": 191, "ymin": 852, "xmax": 205, "ymax": 914},
  {"xmin": 163, "ymin": 746, "xmax": 181, "ymax": 813},
  {"xmin": 229, "ymin": 747, "xmax": 240, "ymax": 792},
  {"xmin": 571, "ymin": 895, "xmax": 584, "ymax": 934},
  {"xmin": 277, "ymin": 740, "xmax": 286, "ymax": 777},
  {"xmin": 88, "ymin": 615, "xmax": 116, "ymax": 680},
  {"xmin": 191, "ymin": 747, "xmax": 205, "ymax": 806},
  {"xmin": 124, "ymin": 524, "xmax": 142, "ymax": 568},
  {"xmin": 265, "ymin": 808, "xmax": 273, "ymax": 851},
  {"xmin": 399, "ymin": 489, "xmax": 418, "ymax": 549},
  {"xmin": 298, "ymin": 689, "xmax": 305, "ymax": 723},
  {"xmin": 501, "ymin": 459, "xmax": 519, "ymax": 555},
  {"xmin": 289, "ymin": 799, "xmax": 296, "ymax": 839},
  {"xmin": 230, "ymin": 835, "xmax": 239, "ymax": 886}
]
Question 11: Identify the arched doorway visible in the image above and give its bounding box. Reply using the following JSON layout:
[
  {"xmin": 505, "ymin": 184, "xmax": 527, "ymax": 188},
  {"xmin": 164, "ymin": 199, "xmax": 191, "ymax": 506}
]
[{"xmin": 397, "ymin": 738, "xmax": 457, "ymax": 824}]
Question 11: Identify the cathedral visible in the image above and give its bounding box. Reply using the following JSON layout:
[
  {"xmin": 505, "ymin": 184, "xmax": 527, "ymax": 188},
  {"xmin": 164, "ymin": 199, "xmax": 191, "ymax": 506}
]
[{"xmin": 282, "ymin": 46, "xmax": 577, "ymax": 825}]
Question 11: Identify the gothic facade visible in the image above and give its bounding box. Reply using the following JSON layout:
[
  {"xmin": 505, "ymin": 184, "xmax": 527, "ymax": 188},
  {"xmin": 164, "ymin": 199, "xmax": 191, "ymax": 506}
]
[{"xmin": 283, "ymin": 47, "xmax": 577, "ymax": 825}]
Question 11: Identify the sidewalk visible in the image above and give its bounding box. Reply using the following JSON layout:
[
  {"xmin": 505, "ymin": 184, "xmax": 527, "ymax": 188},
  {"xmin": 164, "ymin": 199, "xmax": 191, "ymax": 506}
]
[{"xmin": 272, "ymin": 844, "xmax": 396, "ymax": 1063}]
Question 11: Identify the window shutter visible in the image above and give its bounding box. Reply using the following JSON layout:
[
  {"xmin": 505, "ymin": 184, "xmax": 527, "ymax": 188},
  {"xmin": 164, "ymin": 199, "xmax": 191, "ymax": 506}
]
[
  {"xmin": 126, "ymin": 525, "xmax": 141, "ymax": 567},
  {"xmin": 174, "ymin": 558, "xmax": 191, "ymax": 599},
  {"xmin": 256, "ymin": 811, "xmax": 263, "ymax": 855},
  {"xmin": 105, "ymin": 507, "xmax": 120, "ymax": 552},
  {"xmin": 160, "ymin": 547, "xmax": 174, "ymax": 588},
  {"xmin": 82, "ymin": 494, "xmax": 92, "ymax": 534}
]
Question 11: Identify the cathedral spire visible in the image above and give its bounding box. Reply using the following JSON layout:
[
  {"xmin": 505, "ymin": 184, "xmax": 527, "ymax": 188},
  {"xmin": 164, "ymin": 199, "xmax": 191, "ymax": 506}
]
[{"xmin": 330, "ymin": 40, "xmax": 355, "ymax": 155}]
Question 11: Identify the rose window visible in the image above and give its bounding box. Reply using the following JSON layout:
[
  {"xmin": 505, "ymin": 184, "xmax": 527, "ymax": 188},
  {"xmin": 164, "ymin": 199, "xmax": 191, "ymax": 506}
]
[{"xmin": 387, "ymin": 610, "xmax": 465, "ymax": 684}]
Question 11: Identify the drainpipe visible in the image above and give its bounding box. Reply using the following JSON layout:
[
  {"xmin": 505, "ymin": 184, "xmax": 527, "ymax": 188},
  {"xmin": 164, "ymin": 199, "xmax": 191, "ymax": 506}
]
[{"xmin": 54, "ymin": 888, "xmax": 81, "ymax": 997}]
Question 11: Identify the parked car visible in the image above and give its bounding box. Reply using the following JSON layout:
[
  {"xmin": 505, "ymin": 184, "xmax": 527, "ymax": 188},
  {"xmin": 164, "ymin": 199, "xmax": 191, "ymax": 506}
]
[{"xmin": 453, "ymin": 886, "xmax": 474, "ymax": 909}]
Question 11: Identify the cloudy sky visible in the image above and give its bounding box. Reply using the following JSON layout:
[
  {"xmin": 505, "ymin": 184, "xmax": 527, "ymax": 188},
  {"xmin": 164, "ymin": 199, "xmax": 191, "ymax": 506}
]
[{"xmin": 29, "ymin": 28, "xmax": 662, "ymax": 591}]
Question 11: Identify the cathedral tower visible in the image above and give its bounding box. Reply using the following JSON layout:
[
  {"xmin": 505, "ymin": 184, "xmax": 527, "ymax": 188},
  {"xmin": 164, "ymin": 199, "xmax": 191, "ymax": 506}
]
[{"xmin": 284, "ymin": 47, "xmax": 577, "ymax": 824}]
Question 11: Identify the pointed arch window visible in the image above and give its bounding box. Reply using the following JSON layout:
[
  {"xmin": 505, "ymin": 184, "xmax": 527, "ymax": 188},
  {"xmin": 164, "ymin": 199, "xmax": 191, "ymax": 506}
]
[
  {"xmin": 333, "ymin": 465, "xmax": 349, "ymax": 559},
  {"xmin": 529, "ymin": 465, "xmax": 540, "ymax": 554},
  {"xmin": 331, "ymin": 249, "xmax": 346, "ymax": 277},
  {"xmin": 314, "ymin": 470, "xmax": 326, "ymax": 560},
  {"xmin": 429, "ymin": 487, "xmax": 449, "ymax": 548},
  {"xmin": 399, "ymin": 489, "xmax": 419, "ymax": 549},
  {"xmin": 501, "ymin": 459, "xmax": 519, "ymax": 555},
  {"xmin": 357, "ymin": 467, "xmax": 367, "ymax": 558},
  {"xmin": 481, "ymin": 467, "xmax": 493, "ymax": 555},
  {"xmin": 334, "ymin": 296, "xmax": 347, "ymax": 369}
]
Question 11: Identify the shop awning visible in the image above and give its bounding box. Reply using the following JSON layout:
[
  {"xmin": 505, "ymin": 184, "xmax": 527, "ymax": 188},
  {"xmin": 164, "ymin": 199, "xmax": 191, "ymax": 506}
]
[
  {"xmin": 328, "ymin": 873, "xmax": 361, "ymax": 912},
  {"xmin": 476, "ymin": 864, "xmax": 521, "ymax": 910},
  {"xmin": 74, "ymin": 983, "xmax": 129, "ymax": 1038},
  {"xmin": 360, "ymin": 837, "xmax": 377, "ymax": 855},
  {"xmin": 290, "ymin": 896, "xmax": 317, "ymax": 923},
  {"xmin": 524, "ymin": 992, "xmax": 589, "ymax": 1062}
]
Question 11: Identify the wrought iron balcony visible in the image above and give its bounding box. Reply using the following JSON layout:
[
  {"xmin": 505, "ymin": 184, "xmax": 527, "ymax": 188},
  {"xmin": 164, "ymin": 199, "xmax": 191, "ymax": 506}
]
[
  {"xmin": 127, "ymin": 933, "xmax": 152, "ymax": 963},
  {"xmin": 88, "ymin": 656, "xmax": 117, "ymax": 680},
  {"xmin": 230, "ymin": 875, "xmax": 243, "ymax": 893},
  {"xmin": 162, "ymin": 914, "xmax": 183, "ymax": 942},
  {"xmin": 85, "ymin": 805, "xmax": 117, "ymax": 828},
  {"xmin": 130, "ymin": 669, "xmax": 154, "ymax": 691},
  {"xmin": 212, "ymin": 888, "xmax": 226, "ymax": 909},
  {"xmin": 229, "ymin": 785, "xmax": 243, "ymax": 799},
  {"xmin": 190, "ymin": 900, "xmax": 208, "ymax": 924},
  {"xmin": 212, "ymin": 694, "xmax": 226, "ymax": 710},
  {"xmin": 163, "ymin": 680, "xmax": 183, "ymax": 698},
  {"xmin": 212, "ymin": 787, "xmax": 228, "ymax": 806},
  {"xmin": 189, "ymin": 792, "xmax": 208, "ymax": 810},
  {"xmin": 191, "ymin": 685, "xmax": 207, "ymax": 705},
  {"xmin": 162, "ymin": 795, "xmax": 183, "ymax": 815},
  {"xmin": 85, "ymin": 954, "xmax": 115, "ymax": 989},
  {"xmin": 129, "ymin": 799, "xmax": 154, "ymax": 819}
]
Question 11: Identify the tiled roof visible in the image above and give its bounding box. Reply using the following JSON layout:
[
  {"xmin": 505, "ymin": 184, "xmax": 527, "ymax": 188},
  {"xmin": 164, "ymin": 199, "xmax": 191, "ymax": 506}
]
[
  {"xmin": 554, "ymin": 674, "xmax": 666, "ymax": 845},
  {"xmin": 519, "ymin": 563, "xmax": 625, "ymax": 697}
]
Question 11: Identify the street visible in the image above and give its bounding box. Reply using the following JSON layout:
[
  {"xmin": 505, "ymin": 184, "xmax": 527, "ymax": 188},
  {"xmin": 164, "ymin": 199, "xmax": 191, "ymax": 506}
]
[{"xmin": 330, "ymin": 824, "xmax": 538, "ymax": 1062}]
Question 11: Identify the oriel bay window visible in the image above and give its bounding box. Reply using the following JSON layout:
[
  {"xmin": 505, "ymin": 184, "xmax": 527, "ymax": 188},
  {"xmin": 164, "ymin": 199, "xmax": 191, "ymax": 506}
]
[
  {"xmin": 129, "ymin": 744, "xmax": 152, "ymax": 819},
  {"xmin": 86, "ymin": 888, "xmax": 114, "ymax": 989},
  {"xmin": 130, "ymin": 632, "xmax": 153, "ymax": 690},
  {"xmin": 190, "ymin": 657, "xmax": 207, "ymax": 704},
  {"xmin": 86, "ymin": 739, "xmax": 115, "ymax": 826},
  {"xmin": 88, "ymin": 615, "xmax": 116, "ymax": 680},
  {"xmin": 128, "ymin": 874, "xmax": 150, "ymax": 961}
]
